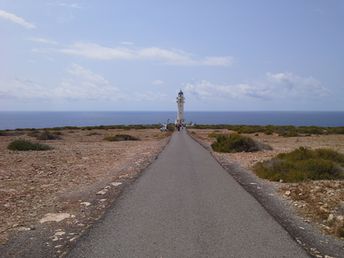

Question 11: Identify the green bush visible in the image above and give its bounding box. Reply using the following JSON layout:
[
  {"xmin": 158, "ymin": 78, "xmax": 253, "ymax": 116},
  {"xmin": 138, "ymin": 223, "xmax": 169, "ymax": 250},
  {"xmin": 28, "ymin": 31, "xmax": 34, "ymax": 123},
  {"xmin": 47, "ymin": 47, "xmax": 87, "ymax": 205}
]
[
  {"xmin": 104, "ymin": 134, "xmax": 140, "ymax": 141},
  {"xmin": 208, "ymin": 132, "xmax": 221, "ymax": 138},
  {"xmin": 192, "ymin": 124, "xmax": 344, "ymax": 136},
  {"xmin": 8, "ymin": 139, "xmax": 52, "ymax": 151},
  {"xmin": 211, "ymin": 133, "xmax": 271, "ymax": 153},
  {"xmin": 36, "ymin": 131, "xmax": 62, "ymax": 140},
  {"xmin": 166, "ymin": 123, "xmax": 175, "ymax": 132},
  {"xmin": 87, "ymin": 132, "xmax": 101, "ymax": 136},
  {"xmin": 0, "ymin": 130, "xmax": 22, "ymax": 136},
  {"xmin": 254, "ymin": 147, "xmax": 344, "ymax": 182},
  {"xmin": 26, "ymin": 130, "xmax": 41, "ymax": 138}
]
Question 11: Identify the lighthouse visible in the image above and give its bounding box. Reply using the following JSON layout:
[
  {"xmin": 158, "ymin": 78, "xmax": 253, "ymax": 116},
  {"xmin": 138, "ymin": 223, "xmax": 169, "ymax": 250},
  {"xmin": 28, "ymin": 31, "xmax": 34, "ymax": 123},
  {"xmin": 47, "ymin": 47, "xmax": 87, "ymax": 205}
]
[{"xmin": 176, "ymin": 90, "xmax": 185, "ymax": 125}]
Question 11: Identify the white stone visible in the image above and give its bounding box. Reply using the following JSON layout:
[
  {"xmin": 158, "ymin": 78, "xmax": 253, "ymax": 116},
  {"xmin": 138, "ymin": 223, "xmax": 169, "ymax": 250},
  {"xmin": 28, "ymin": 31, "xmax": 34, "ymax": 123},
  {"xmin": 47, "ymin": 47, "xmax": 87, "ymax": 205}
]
[
  {"xmin": 40, "ymin": 213, "xmax": 71, "ymax": 223},
  {"xmin": 336, "ymin": 215, "xmax": 344, "ymax": 222},
  {"xmin": 284, "ymin": 190, "xmax": 291, "ymax": 196},
  {"xmin": 54, "ymin": 231, "xmax": 65, "ymax": 236},
  {"xmin": 327, "ymin": 214, "xmax": 334, "ymax": 222},
  {"xmin": 80, "ymin": 202, "xmax": 91, "ymax": 207},
  {"xmin": 17, "ymin": 227, "xmax": 31, "ymax": 231},
  {"xmin": 111, "ymin": 182, "xmax": 122, "ymax": 187},
  {"xmin": 96, "ymin": 189, "xmax": 108, "ymax": 195}
]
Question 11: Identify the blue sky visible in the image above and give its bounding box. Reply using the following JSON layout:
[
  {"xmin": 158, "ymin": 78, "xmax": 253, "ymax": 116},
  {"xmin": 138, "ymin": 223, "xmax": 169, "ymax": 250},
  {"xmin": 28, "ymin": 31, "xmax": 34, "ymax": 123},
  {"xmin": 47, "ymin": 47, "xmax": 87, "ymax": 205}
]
[{"xmin": 0, "ymin": 0, "xmax": 343, "ymax": 111}]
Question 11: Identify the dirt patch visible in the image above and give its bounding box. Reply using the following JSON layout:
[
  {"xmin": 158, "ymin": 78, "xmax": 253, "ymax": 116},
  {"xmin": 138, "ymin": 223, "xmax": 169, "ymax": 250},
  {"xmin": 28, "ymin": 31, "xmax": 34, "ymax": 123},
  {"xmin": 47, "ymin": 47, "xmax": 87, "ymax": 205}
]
[
  {"xmin": 0, "ymin": 128, "xmax": 170, "ymax": 255},
  {"xmin": 280, "ymin": 181, "xmax": 344, "ymax": 237},
  {"xmin": 189, "ymin": 128, "xmax": 344, "ymax": 240}
]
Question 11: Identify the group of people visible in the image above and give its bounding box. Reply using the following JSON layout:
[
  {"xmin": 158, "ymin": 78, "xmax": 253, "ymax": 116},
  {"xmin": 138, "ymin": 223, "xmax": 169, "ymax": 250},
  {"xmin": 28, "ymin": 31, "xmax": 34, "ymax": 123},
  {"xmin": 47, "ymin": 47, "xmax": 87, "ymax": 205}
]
[{"xmin": 176, "ymin": 123, "xmax": 184, "ymax": 131}]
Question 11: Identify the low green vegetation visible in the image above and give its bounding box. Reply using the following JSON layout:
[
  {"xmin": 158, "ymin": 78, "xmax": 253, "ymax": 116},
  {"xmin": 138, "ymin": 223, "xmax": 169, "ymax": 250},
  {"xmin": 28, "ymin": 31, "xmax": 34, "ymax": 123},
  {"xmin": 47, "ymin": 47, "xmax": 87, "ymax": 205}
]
[
  {"xmin": 254, "ymin": 147, "xmax": 344, "ymax": 182},
  {"xmin": 87, "ymin": 132, "xmax": 101, "ymax": 136},
  {"xmin": 8, "ymin": 124, "xmax": 161, "ymax": 132},
  {"xmin": 193, "ymin": 124, "xmax": 344, "ymax": 136},
  {"xmin": 27, "ymin": 130, "xmax": 62, "ymax": 140},
  {"xmin": 8, "ymin": 139, "xmax": 52, "ymax": 151},
  {"xmin": 0, "ymin": 130, "xmax": 24, "ymax": 136},
  {"xmin": 36, "ymin": 131, "xmax": 62, "ymax": 140},
  {"xmin": 104, "ymin": 134, "xmax": 140, "ymax": 141},
  {"xmin": 166, "ymin": 123, "xmax": 175, "ymax": 132},
  {"xmin": 211, "ymin": 133, "xmax": 271, "ymax": 153}
]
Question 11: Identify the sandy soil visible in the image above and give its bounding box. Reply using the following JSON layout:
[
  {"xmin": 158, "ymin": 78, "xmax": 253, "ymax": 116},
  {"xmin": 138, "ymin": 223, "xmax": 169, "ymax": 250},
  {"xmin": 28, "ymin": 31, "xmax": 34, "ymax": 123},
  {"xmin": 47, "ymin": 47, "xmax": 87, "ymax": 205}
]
[
  {"xmin": 189, "ymin": 128, "xmax": 344, "ymax": 239},
  {"xmin": 0, "ymin": 128, "xmax": 170, "ymax": 246}
]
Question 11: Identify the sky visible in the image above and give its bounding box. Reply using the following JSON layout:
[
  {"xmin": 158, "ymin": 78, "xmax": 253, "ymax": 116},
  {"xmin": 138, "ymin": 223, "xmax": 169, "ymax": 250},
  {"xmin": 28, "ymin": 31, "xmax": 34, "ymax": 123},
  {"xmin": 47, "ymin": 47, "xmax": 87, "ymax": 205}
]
[{"xmin": 0, "ymin": 0, "xmax": 343, "ymax": 111}]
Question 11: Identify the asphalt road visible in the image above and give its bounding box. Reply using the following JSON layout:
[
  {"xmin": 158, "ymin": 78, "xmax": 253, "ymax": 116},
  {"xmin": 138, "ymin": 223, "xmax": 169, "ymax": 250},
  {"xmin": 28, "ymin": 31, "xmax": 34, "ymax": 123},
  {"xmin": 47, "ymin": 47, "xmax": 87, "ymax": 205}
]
[{"xmin": 68, "ymin": 130, "xmax": 309, "ymax": 258}]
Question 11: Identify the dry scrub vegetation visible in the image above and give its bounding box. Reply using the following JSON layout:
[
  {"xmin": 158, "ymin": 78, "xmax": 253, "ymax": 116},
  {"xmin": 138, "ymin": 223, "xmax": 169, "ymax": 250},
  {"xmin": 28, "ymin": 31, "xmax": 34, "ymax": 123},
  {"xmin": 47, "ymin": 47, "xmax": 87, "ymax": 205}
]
[{"xmin": 189, "ymin": 128, "xmax": 344, "ymax": 239}]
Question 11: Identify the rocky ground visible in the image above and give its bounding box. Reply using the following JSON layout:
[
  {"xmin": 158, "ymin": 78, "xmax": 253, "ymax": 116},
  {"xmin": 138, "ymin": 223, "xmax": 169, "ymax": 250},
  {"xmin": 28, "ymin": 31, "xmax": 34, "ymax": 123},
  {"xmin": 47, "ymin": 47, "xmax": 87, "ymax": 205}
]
[
  {"xmin": 189, "ymin": 128, "xmax": 344, "ymax": 240},
  {"xmin": 0, "ymin": 128, "xmax": 170, "ymax": 256}
]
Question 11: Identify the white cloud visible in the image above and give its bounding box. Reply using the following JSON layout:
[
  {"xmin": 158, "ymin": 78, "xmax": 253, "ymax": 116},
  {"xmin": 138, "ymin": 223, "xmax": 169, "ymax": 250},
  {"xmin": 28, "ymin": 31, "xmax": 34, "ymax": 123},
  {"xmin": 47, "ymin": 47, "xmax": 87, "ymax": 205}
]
[
  {"xmin": 28, "ymin": 37, "xmax": 58, "ymax": 45},
  {"xmin": 0, "ymin": 64, "xmax": 168, "ymax": 103},
  {"xmin": 266, "ymin": 72, "xmax": 330, "ymax": 97},
  {"xmin": 47, "ymin": 2, "xmax": 81, "ymax": 9},
  {"xmin": 0, "ymin": 65, "xmax": 121, "ymax": 101},
  {"xmin": 0, "ymin": 79, "xmax": 48, "ymax": 99},
  {"xmin": 0, "ymin": 9, "xmax": 35, "ymax": 29},
  {"xmin": 57, "ymin": 42, "xmax": 232, "ymax": 66},
  {"xmin": 184, "ymin": 72, "xmax": 330, "ymax": 100},
  {"xmin": 152, "ymin": 80, "xmax": 165, "ymax": 86},
  {"xmin": 184, "ymin": 80, "xmax": 267, "ymax": 100},
  {"xmin": 59, "ymin": 43, "xmax": 135, "ymax": 60},
  {"xmin": 55, "ymin": 64, "xmax": 122, "ymax": 100}
]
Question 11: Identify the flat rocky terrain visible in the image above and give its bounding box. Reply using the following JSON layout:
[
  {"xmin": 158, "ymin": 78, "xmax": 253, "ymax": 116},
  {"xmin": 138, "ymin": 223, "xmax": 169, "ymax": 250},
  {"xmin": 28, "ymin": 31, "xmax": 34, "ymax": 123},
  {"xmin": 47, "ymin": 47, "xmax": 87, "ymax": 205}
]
[
  {"xmin": 0, "ymin": 128, "xmax": 170, "ymax": 256},
  {"xmin": 189, "ymin": 128, "xmax": 344, "ymax": 240}
]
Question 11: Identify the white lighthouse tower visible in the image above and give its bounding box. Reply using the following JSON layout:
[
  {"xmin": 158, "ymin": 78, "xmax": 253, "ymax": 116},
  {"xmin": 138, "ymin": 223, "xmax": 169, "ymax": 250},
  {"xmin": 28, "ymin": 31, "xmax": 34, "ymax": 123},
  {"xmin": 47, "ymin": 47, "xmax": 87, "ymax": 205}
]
[{"xmin": 176, "ymin": 90, "xmax": 185, "ymax": 125}]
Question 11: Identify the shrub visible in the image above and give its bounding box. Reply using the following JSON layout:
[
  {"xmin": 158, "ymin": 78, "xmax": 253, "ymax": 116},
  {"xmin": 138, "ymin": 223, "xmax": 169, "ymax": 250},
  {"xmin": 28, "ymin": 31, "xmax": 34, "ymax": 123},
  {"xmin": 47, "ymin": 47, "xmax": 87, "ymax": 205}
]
[
  {"xmin": 52, "ymin": 131, "xmax": 63, "ymax": 136},
  {"xmin": 104, "ymin": 134, "xmax": 140, "ymax": 141},
  {"xmin": 254, "ymin": 147, "xmax": 344, "ymax": 182},
  {"xmin": 208, "ymin": 132, "xmax": 221, "ymax": 138},
  {"xmin": 0, "ymin": 130, "xmax": 23, "ymax": 136},
  {"xmin": 26, "ymin": 130, "xmax": 41, "ymax": 137},
  {"xmin": 166, "ymin": 123, "xmax": 175, "ymax": 132},
  {"xmin": 35, "ymin": 131, "xmax": 61, "ymax": 140},
  {"xmin": 193, "ymin": 124, "xmax": 344, "ymax": 136},
  {"xmin": 8, "ymin": 139, "xmax": 52, "ymax": 151},
  {"xmin": 211, "ymin": 133, "xmax": 271, "ymax": 153},
  {"xmin": 87, "ymin": 132, "xmax": 101, "ymax": 136}
]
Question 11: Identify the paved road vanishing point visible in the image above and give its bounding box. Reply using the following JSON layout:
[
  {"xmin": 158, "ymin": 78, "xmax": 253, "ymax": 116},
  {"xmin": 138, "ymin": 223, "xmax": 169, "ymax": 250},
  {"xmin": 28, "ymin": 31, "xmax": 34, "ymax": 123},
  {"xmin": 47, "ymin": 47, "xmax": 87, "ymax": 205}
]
[{"xmin": 68, "ymin": 130, "xmax": 309, "ymax": 258}]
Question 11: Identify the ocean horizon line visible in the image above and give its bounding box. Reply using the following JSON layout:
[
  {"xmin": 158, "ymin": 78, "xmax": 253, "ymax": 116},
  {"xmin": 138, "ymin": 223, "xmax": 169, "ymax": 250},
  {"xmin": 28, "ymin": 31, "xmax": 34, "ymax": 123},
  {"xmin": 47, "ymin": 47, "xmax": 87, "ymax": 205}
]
[{"xmin": 0, "ymin": 110, "xmax": 343, "ymax": 113}]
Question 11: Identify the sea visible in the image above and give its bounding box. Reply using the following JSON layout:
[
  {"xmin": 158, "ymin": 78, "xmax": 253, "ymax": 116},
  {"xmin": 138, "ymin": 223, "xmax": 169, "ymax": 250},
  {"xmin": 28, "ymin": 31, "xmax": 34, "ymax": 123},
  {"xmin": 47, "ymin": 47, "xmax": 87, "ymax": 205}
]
[{"xmin": 0, "ymin": 111, "xmax": 343, "ymax": 130}]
